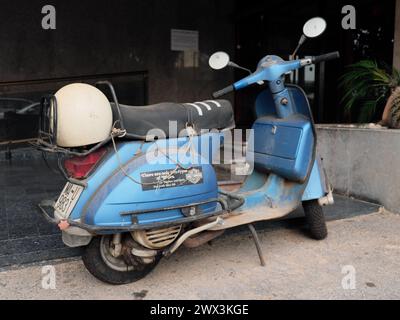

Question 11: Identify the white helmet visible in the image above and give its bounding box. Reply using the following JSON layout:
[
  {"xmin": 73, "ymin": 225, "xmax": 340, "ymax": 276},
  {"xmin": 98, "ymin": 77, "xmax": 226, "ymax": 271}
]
[{"xmin": 54, "ymin": 83, "xmax": 113, "ymax": 147}]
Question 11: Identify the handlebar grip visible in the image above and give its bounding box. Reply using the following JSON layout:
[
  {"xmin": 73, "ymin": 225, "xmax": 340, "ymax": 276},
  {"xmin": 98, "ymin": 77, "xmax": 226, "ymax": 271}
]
[
  {"xmin": 212, "ymin": 85, "xmax": 234, "ymax": 98},
  {"xmin": 312, "ymin": 51, "xmax": 340, "ymax": 64}
]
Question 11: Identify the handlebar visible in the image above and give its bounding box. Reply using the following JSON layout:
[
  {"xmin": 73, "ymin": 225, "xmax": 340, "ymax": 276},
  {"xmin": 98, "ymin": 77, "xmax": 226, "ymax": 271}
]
[
  {"xmin": 213, "ymin": 85, "xmax": 234, "ymax": 99},
  {"xmin": 312, "ymin": 51, "xmax": 340, "ymax": 64},
  {"xmin": 212, "ymin": 51, "xmax": 340, "ymax": 98}
]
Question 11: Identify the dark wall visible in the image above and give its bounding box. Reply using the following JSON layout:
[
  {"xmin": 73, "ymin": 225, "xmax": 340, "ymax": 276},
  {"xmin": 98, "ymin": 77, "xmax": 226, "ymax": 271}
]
[
  {"xmin": 0, "ymin": 0, "xmax": 235, "ymax": 103},
  {"xmin": 232, "ymin": 0, "xmax": 396, "ymax": 124}
]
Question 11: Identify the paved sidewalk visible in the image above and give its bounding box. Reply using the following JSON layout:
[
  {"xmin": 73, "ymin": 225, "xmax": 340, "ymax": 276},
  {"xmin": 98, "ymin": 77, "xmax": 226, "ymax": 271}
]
[{"xmin": 0, "ymin": 210, "xmax": 399, "ymax": 300}]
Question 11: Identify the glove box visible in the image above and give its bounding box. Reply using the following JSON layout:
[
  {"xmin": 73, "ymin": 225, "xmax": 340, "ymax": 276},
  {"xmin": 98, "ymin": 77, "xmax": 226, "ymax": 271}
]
[{"xmin": 248, "ymin": 115, "xmax": 314, "ymax": 182}]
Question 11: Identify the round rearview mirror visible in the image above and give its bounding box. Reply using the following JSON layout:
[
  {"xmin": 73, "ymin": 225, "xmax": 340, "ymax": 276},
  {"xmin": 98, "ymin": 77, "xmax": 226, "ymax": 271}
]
[
  {"xmin": 303, "ymin": 17, "xmax": 327, "ymax": 38},
  {"xmin": 209, "ymin": 51, "xmax": 230, "ymax": 70}
]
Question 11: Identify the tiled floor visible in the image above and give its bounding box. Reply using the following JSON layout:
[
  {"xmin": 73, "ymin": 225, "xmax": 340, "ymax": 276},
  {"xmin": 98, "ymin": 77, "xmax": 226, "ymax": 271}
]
[{"xmin": 0, "ymin": 158, "xmax": 82, "ymax": 268}]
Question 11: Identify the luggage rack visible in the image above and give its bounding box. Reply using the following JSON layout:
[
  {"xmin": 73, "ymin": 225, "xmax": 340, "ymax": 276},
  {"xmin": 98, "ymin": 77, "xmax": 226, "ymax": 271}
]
[{"xmin": 33, "ymin": 81, "xmax": 147, "ymax": 157}]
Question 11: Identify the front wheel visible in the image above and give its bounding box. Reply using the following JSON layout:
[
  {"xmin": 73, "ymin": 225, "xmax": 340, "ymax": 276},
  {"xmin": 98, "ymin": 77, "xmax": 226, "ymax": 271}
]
[
  {"xmin": 302, "ymin": 200, "xmax": 328, "ymax": 240},
  {"xmin": 82, "ymin": 235, "xmax": 160, "ymax": 285}
]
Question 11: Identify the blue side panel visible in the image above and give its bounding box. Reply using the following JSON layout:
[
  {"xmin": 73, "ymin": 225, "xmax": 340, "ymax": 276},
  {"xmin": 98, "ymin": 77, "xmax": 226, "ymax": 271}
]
[
  {"xmin": 90, "ymin": 159, "xmax": 218, "ymax": 227},
  {"xmin": 70, "ymin": 133, "xmax": 222, "ymax": 227}
]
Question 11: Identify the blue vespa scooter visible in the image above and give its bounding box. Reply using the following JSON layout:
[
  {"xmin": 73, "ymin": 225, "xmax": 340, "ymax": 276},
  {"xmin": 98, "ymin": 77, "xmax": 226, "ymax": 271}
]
[{"xmin": 37, "ymin": 17, "xmax": 338, "ymax": 284}]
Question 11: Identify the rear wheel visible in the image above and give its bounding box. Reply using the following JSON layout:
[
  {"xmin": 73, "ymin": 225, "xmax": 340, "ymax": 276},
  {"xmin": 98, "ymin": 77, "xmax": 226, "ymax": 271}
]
[
  {"xmin": 82, "ymin": 235, "xmax": 160, "ymax": 285},
  {"xmin": 302, "ymin": 200, "xmax": 328, "ymax": 240}
]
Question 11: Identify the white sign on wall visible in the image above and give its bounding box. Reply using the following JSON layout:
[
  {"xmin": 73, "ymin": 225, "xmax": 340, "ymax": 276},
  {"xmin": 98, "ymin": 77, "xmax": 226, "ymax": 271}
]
[{"xmin": 171, "ymin": 29, "xmax": 199, "ymax": 52}]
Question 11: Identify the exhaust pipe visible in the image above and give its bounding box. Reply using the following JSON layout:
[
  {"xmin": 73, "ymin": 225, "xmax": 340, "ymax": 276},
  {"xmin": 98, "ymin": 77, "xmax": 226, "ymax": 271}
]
[
  {"xmin": 183, "ymin": 230, "xmax": 225, "ymax": 248},
  {"xmin": 164, "ymin": 217, "xmax": 224, "ymax": 256}
]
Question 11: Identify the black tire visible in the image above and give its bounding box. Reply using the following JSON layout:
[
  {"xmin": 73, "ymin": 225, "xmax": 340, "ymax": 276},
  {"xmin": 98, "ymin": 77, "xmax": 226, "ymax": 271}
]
[
  {"xmin": 302, "ymin": 200, "xmax": 328, "ymax": 240},
  {"xmin": 82, "ymin": 236, "xmax": 160, "ymax": 285}
]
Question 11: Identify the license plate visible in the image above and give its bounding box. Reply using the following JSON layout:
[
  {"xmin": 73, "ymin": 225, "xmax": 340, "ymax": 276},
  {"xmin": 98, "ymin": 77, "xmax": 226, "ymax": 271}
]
[{"xmin": 54, "ymin": 183, "xmax": 84, "ymax": 219}]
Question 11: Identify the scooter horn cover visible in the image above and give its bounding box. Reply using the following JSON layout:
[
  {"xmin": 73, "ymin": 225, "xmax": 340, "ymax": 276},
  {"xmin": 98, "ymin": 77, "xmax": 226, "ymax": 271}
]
[{"xmin": 54, "ymin": 83, "xmax": 113, "ymax": 147}]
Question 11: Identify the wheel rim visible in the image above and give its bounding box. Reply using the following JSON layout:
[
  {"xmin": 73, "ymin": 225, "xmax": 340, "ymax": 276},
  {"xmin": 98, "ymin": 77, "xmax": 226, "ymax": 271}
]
[{"xmin": 99, "ymin": 236, "xmax": 134, "ymax": 272}]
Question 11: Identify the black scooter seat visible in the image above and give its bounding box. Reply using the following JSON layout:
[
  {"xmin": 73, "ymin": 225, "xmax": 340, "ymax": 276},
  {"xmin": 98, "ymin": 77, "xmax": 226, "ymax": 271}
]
[{"xmin": 112, "ymin": 99, "xmax": 235, "ymax": 139}]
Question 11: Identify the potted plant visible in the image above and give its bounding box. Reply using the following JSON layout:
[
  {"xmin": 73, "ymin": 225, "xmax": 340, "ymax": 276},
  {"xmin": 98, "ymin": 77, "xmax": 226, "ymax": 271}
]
[{"xmin": 339, "ymin": 60, "xmax": 400, "ymax": 127}]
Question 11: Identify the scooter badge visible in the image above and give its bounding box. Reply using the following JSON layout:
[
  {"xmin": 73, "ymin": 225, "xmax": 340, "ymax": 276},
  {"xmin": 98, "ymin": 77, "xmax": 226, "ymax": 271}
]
[{"xmin": 185, "ymin": 168, "xmax": 203, "ymax": 184}]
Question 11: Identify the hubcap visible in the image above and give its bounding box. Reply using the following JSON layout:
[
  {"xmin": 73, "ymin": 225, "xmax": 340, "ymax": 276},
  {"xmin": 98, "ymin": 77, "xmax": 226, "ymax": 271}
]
[{"xmin": 100, "ymin": 236, "xmax": 134, "ymax": 272}]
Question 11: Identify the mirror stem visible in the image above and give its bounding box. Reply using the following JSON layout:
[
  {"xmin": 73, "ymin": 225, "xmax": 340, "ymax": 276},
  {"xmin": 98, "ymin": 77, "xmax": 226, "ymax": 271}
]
[
  {"xmin": 290, "ymin": 34, "xmax": 307, "ymax": 60},
  {"xmin": 228, "ymin": 62, "xmax": 252, "ymax": 75}
]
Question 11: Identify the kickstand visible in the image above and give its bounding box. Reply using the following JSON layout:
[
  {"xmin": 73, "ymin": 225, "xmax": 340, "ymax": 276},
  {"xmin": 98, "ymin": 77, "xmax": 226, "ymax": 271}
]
[{"xmin": 248, "ymin": 224, "xmax": 266, "ymax": 267}]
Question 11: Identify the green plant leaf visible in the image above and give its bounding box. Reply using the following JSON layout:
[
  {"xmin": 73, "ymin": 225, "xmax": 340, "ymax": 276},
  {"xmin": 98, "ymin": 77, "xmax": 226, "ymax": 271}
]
[{"xmin": 339, "ymin": 59, "xmax": 399, "ymax": 122}]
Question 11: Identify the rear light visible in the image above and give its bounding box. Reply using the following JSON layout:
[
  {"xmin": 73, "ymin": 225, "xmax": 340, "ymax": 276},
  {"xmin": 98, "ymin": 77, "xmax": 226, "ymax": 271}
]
[{"xmin": 64, "ymin": 148, "xmax": 107, "ymax": 179}]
